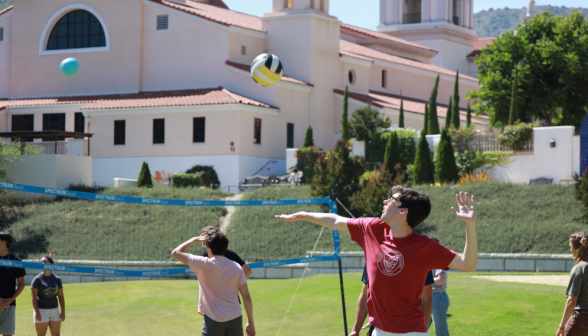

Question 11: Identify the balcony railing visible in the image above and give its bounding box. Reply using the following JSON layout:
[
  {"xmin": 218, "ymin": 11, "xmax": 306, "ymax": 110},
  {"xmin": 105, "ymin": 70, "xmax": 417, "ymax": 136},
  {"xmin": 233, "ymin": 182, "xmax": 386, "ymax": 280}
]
[
  {"xmin": 453, "ymin": 15, "xmax": 460, "ymax": 26},
  {"xmin": 31, "ymin": 141, "xmax": 68, "ymax": 155},
  {"xmin": 451, "ymin": 134, "xmax": 534, "ymax": 153},
  {"xmin": 403, "ymin": 13, "xmax": 421, "ymax": 24}
]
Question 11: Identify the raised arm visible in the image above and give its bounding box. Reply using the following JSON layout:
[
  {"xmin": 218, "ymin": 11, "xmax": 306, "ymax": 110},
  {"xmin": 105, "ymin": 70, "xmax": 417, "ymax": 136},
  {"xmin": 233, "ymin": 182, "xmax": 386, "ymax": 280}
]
[
  {"xmin": 275, "ymin": 212, "xmax": 350, "ymax": 231},
  {"xmin": 447, "ymin": 192, "xmax": 478, "ymax": 272},
  {"xmin": 171, "ymin": 234, "xmax": 207, "ymax": 266}
]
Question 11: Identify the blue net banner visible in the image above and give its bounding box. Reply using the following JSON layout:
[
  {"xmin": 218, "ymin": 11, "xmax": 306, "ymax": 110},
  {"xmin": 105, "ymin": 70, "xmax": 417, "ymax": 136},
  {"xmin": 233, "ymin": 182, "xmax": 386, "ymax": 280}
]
[
  {"xmin": 0, "ymin": 255, "xmax": 340, "ymax": 276},
  {"xmin": 0, "ymin": 182, "xmax": 331, "ymax": 206}
]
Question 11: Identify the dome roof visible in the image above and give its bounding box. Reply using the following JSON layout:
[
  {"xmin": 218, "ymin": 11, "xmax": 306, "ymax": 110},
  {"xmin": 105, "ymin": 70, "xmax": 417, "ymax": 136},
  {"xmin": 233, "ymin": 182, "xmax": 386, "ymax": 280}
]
[{"xmin": 192, "ymin": 0, "xmax": 229, "ymax": 9}]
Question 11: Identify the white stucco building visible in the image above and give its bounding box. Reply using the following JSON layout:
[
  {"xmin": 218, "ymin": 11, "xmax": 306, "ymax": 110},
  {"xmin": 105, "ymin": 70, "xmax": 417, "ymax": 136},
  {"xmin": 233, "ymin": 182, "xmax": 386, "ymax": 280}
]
[{"xmin": 0, "ymin": 0, "xmax": 492, "ymax": 188}]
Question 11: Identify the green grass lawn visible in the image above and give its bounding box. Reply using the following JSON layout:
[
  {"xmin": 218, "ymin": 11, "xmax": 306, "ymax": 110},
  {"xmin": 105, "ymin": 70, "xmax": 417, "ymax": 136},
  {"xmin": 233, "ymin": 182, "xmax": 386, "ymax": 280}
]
[{"xmin": 12, "ymin": 272, "xmax": 567, "ymax": 335}]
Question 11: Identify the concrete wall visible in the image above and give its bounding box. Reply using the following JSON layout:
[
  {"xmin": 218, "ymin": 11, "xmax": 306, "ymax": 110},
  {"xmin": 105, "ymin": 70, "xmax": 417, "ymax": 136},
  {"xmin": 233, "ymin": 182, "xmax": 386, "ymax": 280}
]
[
  {"xmin": 27, "ymin": 252, "xmax": 573, "ymax": 284},
  {"xmin": 492, "ymin": 126, "xmax": 576, "ymax": 184},
  {"xmin": 5, "ymin": 155, "xmax": 91, "ymax": 189}
]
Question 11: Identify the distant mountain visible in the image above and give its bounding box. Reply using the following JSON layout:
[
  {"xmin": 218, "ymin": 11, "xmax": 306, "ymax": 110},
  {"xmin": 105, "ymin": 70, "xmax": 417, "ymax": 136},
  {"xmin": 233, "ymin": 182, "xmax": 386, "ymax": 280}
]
[
  {"xmin": 0, "ymin": 0, "xmax": 10, "ymax": 12},
  {"xmin": 474, "ymin": 5, "xmax": 588, "ymax": 38}
]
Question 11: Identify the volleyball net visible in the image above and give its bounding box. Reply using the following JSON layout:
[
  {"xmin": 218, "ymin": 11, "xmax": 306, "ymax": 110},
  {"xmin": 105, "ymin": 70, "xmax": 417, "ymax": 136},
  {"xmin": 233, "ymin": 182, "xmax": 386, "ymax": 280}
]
[{"xmin": 0, "ymin": 182, "xmax": 342, "ymax": 276}]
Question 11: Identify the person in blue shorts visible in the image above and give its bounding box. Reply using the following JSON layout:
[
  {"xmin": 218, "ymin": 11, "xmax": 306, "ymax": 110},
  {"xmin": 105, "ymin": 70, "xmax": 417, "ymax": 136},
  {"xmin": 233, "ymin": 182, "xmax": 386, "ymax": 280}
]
[
  {"xmin": 0, "ymin": 231, "xmax": 26, "ymax": 336},
  {"xmin": 349, "ymin": 266, "xmax": 434, "ymax": 336}
]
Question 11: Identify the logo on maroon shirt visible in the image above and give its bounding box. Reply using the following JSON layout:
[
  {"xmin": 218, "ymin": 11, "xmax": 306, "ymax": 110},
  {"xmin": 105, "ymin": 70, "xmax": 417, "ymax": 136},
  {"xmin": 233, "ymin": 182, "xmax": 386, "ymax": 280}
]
[{"xmin": 377, "ymin": 249, "xmax": 404, "ymax": 276}]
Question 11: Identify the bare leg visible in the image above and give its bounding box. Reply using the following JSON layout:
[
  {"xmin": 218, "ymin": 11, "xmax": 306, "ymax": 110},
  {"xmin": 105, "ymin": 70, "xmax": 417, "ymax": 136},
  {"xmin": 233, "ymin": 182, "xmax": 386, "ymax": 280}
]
[
  {"xmin": 35, "ymin": 322, "xmax": 49, "ymax": 336},
  {"xmin": 48, "ymin": 321, "xmax": 61, "ymax": 336}
]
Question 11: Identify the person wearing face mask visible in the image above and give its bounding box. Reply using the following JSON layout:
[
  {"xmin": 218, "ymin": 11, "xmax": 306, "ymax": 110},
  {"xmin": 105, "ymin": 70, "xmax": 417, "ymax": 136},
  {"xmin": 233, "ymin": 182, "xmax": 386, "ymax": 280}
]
[
  {"xmin": 276, "ymin": 186, "xmax": 478, "ymax": 336},
  {"xmin": 31, "ymin": 256, "xmax": 65, "ymax": 336}
]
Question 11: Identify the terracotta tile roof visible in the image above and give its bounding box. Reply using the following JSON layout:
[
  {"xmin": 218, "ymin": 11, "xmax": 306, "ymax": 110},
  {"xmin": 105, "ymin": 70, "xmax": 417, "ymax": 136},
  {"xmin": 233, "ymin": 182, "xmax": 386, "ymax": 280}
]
[
  {"xmin": 341, "ymin": 24, "xmax": 437, "ymax": 54},
  {"xmin": 148, "ymin": 0, "xmax": 264, "ymax": 32},
  {"xmin": 0, "ymin": 6, "xmax": 13, "ymax": 16},
  {"xmin": 0, "ymin": 87, "xmax": 277, "ymax": 111},
  {"xmin": 339, "ymin": 50, "xmax": 374, "ymax": 63},
  {"xmin": 467, "ymin": 37, "xmax": 495, "ymax": 58},
  {"xmin": 333, "ymin": 88, "xmax": 489, "ymax": 126},
  {"xmin": 191, "ymin": 0, "xmax": 229, "ymax": 10},
  {"xmin": 340, "ymin": 39, "xmax": 478, "ymax": 83},
  {"xmin": 225, "ymin": 60, "xmax": 314, "ymax": 87}
]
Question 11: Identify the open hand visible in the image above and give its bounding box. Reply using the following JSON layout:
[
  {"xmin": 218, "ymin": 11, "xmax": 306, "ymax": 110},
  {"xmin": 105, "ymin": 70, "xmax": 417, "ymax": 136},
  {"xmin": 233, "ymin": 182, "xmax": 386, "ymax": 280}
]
[
  {"xmin": 192, "ymin": 233, "xmax": 208, "ymax": 244},
  {"xmin": 451, "ymin": 192, "xmax": 476, "ymax": 225},
  {"xmin": 275, "ymin": 212, "xmax": 305, "ymax": 222}
]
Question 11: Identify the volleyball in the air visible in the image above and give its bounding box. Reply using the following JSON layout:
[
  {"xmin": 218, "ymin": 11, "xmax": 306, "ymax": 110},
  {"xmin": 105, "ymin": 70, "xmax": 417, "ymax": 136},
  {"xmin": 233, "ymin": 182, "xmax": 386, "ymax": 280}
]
[
  {"xmin": 60, "ymin": 58, "xmax": 79, "ymax": 77},
  {"xmin": 251, "ymin": 53, "xmax": 283, "ymax": 87}
]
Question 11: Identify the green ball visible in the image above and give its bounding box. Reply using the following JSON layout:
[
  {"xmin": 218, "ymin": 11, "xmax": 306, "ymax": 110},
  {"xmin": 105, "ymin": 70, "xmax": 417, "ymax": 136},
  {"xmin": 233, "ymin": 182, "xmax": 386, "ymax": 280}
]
[{"xmin": 60, "ymin": 58, "xmax": 79, "ymax": 77}]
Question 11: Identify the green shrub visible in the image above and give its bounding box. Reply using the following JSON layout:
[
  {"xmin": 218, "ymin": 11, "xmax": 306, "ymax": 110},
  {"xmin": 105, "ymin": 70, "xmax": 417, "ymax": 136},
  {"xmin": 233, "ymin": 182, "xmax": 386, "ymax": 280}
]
[
  {"xmin": 351, "ymin": 165, "xmax": 408, "ymax": 217},
  {"xmin": 137, "ymin": 162, "xmax": 153, "ymax": 188},
  {"xmin": 367, "ymin": 129, "xmax": 417, "ymax": 165},
  {"xmin": 455, "ymin": 151, "xmax": 513, "ymax": 176},
  {"xmin": 435, "ymin": 128, "xmax": 459, "ymax": 183},
  {"xmin": 413, "ymin": 129, "xmax": 434, "ymax": 185},
  {"xmin": 171, "ymin": 173, "xmax": 203, "ymax": 188},
  {"xmin": 303, "ymin": 126, "xmax": 314, "ymax": 147},
  {"xmin": 66, "ymin": 183, "xmax": 106, "ymax": 194},
  {"xmin": 185, "ymin": 165, "xmax": 220, "ymax": 187},
  {"xmin": 296, "ymin": 146, "xmax": 321, "ymax": 184},
  {"xmin": 497, "ymin": 122, "xmax": 536, "ymax": 151},
  {"xmin": 311, "ymin": 139, "xmax": 364, "ymax": 209},
  {"xmin": 383, "ymin": 132, "xmax": 401, "ymax": 176}
]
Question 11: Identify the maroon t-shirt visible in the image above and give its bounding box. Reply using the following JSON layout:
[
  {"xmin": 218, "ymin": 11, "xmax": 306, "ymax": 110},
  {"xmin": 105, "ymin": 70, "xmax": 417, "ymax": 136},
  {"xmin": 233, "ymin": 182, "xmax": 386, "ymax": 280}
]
[{"xmin": 348, "ymin": 217, "xmax": 457, "ymax": 334}]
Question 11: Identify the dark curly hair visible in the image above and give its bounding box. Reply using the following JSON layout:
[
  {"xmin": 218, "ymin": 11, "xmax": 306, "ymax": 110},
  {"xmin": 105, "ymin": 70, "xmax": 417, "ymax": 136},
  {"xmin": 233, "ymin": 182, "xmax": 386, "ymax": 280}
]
[
  {"xmin": 207, "ymin": 230, "xmax": 229, "ymax": 256},
  {"xmin": 390, "ymin": 185, "xmax": 431, "ymax": 228},
  {"xmin": 0, "ymin": 231, "xmax": 13, "ymax": 249}
]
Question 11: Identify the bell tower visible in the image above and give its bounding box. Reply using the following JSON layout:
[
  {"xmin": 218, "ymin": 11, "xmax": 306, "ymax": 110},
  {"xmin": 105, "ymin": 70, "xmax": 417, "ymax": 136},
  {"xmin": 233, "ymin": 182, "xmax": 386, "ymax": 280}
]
[
  {"xmin": 378, "ymin": 0, "xmax": 477, "ymax": 74},
  {"xmin": 271, "ymin": 0, "xmax": 329, "ymax": 14}
]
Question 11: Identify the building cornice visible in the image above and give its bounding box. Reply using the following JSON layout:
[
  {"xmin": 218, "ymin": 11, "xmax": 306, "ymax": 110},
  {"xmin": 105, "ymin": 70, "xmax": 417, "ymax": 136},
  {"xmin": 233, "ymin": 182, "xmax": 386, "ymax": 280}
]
[
  {"xmin": 372, "ymin": 59, "xmax": 480, "ymax": 88},
  {"xmin": 339, "ymin": 55, "xmax": 373, "ymax": 68},
  {"xmin": 83, "ymin": 104, "xmax": 279, "ymax": 117},
  {"xmin": 226, "ymin": 65, "xmax": 314, "ymax": 93}
]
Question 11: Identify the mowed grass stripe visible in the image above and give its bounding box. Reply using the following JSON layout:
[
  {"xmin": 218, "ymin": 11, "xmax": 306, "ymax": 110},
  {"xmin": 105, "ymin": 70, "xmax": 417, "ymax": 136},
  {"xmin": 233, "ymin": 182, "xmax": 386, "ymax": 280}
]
[{"xmin": 13, "ymin": 273, "xmax": 566, "ymax": 335}]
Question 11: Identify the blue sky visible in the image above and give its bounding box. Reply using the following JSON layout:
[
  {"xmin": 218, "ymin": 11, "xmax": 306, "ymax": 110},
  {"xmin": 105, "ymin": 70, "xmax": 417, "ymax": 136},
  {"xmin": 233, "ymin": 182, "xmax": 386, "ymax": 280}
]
[{"xmin": 223, "ymin": 0, "xmax": 586, "ymax": 31}]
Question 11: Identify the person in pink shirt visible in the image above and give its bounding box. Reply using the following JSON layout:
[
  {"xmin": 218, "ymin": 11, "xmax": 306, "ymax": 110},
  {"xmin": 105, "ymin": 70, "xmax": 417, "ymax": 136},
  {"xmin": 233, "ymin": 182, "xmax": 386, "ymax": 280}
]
[
  {"xmin": 172, "ymin": 229, "xmax": 255, "ymax": 336},
  {"xmin": 276, "ymin": 186, "xmax": 477, "ymax": 336}
]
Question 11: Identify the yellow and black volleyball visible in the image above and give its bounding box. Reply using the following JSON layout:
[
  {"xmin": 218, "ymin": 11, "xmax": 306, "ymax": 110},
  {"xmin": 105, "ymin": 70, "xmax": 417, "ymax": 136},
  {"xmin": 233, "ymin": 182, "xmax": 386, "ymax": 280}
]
[{"xmin": 251, "ymin": 53, "xmax": 284, "ymax": 87}]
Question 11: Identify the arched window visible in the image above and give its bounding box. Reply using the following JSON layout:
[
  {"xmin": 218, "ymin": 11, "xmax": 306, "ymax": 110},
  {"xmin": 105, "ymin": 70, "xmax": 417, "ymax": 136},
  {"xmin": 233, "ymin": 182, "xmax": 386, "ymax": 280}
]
[{"xmin": 47, "ymin": 10, "xmax": 106, "ymax": 50}]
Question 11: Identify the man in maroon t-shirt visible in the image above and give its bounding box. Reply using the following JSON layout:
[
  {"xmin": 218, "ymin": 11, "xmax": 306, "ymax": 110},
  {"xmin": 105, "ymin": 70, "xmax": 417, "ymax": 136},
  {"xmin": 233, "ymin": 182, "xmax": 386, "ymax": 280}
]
[{"xmin": 276, "ymin": 186, "xmax": 477, "ymax": 335}]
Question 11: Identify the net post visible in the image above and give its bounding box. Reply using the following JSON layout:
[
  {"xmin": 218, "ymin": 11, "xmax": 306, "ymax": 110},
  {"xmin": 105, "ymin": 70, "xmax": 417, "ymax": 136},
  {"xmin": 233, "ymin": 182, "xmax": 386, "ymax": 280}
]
[{"xmin": 329, "ymin": 197, "xmax": 348, "ymax": 336}]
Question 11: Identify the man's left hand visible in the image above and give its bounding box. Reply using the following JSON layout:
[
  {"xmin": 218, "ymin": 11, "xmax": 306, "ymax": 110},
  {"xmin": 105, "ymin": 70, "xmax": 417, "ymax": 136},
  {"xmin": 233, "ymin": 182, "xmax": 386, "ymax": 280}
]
[{"xmin": 452, "ymin": 191, "xmax": 475, "ymax": 225}]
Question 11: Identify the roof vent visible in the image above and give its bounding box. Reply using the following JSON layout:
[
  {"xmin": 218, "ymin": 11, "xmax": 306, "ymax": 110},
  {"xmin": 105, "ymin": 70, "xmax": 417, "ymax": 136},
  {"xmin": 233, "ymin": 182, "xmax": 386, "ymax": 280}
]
[{"xmin": 0, "ymin": 27, "xmax": 4, "ymax": 42}]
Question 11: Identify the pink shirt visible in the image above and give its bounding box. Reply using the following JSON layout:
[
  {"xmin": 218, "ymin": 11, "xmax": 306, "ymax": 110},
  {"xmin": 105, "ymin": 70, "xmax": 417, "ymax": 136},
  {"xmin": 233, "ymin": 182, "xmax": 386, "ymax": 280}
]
[{"xmin": 188, "ymin": 254, "xmax": 247, "ymax": 322}]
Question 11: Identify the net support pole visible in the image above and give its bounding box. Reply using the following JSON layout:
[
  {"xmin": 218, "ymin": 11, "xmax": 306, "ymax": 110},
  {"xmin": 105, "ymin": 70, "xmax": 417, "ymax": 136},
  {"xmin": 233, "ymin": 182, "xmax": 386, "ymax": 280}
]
[
  {"xmin": 338, "ymin": 259, "xmax": 348, "ymax": 336},
  {"xmin": 329, "ymin": 198, "xmax": 348, "ymax": 336}
]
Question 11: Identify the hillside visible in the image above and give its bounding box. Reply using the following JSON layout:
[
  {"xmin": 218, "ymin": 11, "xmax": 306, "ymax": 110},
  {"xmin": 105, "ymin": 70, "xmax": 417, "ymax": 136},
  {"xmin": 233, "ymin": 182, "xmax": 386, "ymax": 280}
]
[{"xmin": 474, "ymin": 5, "xmax": 588, "ymax": 38}]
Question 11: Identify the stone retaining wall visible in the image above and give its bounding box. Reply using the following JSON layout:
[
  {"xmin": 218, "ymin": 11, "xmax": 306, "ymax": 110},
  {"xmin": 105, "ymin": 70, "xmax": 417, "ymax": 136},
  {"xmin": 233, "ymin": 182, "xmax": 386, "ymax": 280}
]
[{"xmin": 22, "ymin": 252, "xmax": 573, "ymax": 284}]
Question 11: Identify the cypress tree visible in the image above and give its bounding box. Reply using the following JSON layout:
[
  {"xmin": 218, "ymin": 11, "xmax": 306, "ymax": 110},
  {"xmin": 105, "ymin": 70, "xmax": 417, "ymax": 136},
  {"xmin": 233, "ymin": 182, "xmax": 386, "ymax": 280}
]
[
  {"xmin": 137, "ymin": 161, "xmax": 153, "ymax": 188},
  {"xmin": 452, "ymin": 70, "xmax": 461, "ymax": 129},
  {"xmin": 466, "ymin": 103, "xmax": 472, "ymax": 127},
  {"xmin": 303, "ymin": 126, "xmax": 314, "ymax": 147},
  {"xmin": 398, "ymin": 99, "xmax": 405, "ymax": 128},
  {"xmin": 428, "ymin": 75, "xmax": 441, "ymax": 135},
  {"xmin": 342, "ymin": 85, "xmax": 351, "ymax": 140},
  {"xmin": 445, "ymin": 97, "xmax": 453, "ymax": 129},
  {"xmin": 413, "ymin": 129, "xmax": 434, "ymax": 185},
  {"xmin": 435, "ymin": 128, "xmax": 459, "ymax": 184},
  {"xmin": 423, "ymin": 104, "xmax": 429, "ymax": 135},
  {"xmin": 509, "ymin": 68, "xmax": 519, "ymax": 125},
  {"xmin": 384, "ymin": 131, "xmax": 401, "ymax": 177}
]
